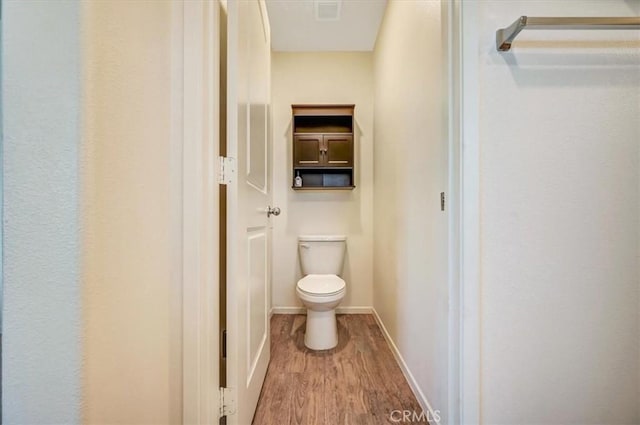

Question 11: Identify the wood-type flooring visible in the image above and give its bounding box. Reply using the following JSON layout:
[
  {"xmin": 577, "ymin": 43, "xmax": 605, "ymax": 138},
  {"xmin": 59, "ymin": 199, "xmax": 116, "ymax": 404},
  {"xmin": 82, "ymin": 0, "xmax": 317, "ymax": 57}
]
[{"xmin": 252, "ymin": 314, "xmax": 428, "ymax": 425}]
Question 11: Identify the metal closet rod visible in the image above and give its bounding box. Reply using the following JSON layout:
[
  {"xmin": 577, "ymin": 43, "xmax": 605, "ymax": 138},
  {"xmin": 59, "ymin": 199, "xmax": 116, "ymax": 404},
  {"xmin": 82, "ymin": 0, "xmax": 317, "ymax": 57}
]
[{"xmin": 496, "ymin": 16, "xmax": 640, "ymax": 52}]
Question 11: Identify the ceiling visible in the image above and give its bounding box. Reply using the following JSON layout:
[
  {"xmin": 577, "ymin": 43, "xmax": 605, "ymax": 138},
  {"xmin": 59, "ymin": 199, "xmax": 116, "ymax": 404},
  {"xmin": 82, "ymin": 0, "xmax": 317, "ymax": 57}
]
[{"xmin": 265, "ymin": 0, "xmax": 388, "ymax": 51}]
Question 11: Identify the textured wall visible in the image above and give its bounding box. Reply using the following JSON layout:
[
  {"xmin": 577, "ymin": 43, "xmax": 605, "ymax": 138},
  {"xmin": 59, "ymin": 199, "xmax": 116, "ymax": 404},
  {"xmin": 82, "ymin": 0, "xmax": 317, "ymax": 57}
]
[
  {"xmin": 3, "ymin": 3, "xmax": 182, "ymax": 422},
  {"xmin": 82, "ymin": 2, "xmax": 181, "ymax": 423},
  {"xmin": 271, "ymin": 52, "xmax": 374, "ymax": 310},
  {"xmin": 373, "ymin": 0, "xmax": 449, "ymax": 420},
  {"xmin": 3, "ymin": 2, "xmax": 82, "ymax": 422},
  {"xmin": 465, "ymin": 1, "xmax": 640, "ymax": 423},
  {"xmin": 0, "ymin": 6, "xmax": 3, "ymax": 332}
]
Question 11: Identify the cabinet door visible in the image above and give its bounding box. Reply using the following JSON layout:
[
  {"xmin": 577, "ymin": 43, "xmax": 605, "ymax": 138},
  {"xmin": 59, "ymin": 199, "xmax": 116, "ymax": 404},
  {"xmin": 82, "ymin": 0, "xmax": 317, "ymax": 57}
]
[
  {"xmin": 294, "ymin": 134, "xmax": 323, "ymax": 167},
  {"xmin": 324, "ymin": 135, "xmax": 353, "ymax": 167}
]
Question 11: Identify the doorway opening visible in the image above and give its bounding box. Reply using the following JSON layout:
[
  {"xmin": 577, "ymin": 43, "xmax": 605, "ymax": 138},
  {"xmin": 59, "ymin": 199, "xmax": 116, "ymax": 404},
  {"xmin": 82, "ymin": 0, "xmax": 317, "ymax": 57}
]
[{"xmin": 212, "ymin": 1, "xmax": 462, "ymax": 422}]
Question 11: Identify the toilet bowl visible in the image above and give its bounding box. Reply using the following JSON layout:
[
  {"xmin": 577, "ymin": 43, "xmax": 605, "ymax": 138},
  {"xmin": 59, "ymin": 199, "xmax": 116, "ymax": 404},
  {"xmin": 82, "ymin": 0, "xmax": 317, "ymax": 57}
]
[
  {"xmin": 296, "ymin": 235, "xmax": 347, "ymax": 350},
  {"xmin": 296, "ymin": 274, "xmax": 346, "ymax": 350}
]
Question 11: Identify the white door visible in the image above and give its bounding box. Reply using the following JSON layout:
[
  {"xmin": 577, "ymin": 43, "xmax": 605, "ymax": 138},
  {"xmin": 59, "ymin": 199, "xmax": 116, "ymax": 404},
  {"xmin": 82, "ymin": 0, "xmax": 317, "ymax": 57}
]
[{"xmin": 226, "ymin": 1, "xmax": 272, "ymax": 424}]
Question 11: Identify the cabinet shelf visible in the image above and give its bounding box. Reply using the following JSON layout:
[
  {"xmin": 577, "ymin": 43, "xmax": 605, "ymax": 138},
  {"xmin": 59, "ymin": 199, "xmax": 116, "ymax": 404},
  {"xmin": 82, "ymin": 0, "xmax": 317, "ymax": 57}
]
[
  {"xmin": 294, "ymin": 166, "xmax": 353, "ymax": 170},
  {"xmin": 293, "ymin": 131, "xmax": 353, "ymax": 136},
  {"xmin": 292, "ymin": 186, "xmax": 356, "ymax": 191},
  {"xmin": 293, "ymin": 168, "xmax": 353, "ymax": 189}
]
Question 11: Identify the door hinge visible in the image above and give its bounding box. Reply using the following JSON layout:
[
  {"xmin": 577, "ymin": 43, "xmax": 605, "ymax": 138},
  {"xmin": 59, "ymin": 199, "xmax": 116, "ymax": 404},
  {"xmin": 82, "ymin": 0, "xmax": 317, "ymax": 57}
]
[
  {"xmin": 218, "ymin": 156, "xmax": 235, "ymax": 185},
  {"xmin": 219, "ymin": 387, "xmax": 237, "ymax": 417},
  {"xmin": 440, "ymin": 192, "xmax": 446, "ymax": 211}
]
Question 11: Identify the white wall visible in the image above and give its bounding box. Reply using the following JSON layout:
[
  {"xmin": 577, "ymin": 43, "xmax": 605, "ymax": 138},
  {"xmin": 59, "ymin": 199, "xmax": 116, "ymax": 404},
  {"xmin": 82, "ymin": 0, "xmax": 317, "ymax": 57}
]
[
  {"xmin": 0, "ymin": 7, "xmax": 3, "ymax": 333},
  {"xmin": 82, "ymin": 2, "xmax": 182, "ymax": 423},
  {"xmin": 372, "ymin": 0, "xmax": 449, "ymax": 421},
  {"xmin": 0, "ymin": 4, "xmax": 4, "ymax": 333},
  {"xmin": 271, "ymin": 52, "xmax": 374, "ymax": 310},
  {"xmin": 463, "ymin": 1, "xmax": 640, "ymax": 423},
  {"xmin": 3, "ymin": 2, "xmax": 82, "ymax": 422}
]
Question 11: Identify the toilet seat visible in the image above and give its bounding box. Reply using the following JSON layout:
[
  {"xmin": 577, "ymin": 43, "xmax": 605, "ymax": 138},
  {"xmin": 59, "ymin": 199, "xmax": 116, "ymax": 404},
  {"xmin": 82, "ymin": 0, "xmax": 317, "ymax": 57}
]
[{"xmin": 297, "ymin": 274, "xmax": 345, "ymax": 297}]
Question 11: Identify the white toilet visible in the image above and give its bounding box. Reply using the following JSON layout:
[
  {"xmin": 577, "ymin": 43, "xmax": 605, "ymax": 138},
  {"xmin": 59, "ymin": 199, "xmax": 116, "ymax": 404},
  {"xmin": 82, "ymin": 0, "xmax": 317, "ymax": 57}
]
[{"xmin": 296, "ymin": 235, "xmax": 347, "ymax": 350}]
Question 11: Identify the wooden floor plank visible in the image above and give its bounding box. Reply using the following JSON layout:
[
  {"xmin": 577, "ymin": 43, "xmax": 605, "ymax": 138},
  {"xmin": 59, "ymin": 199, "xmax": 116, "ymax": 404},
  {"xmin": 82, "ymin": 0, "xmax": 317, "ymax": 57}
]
[{"xmin": 252, "ymin": 314, "xmax": 428, "ymax": 425}]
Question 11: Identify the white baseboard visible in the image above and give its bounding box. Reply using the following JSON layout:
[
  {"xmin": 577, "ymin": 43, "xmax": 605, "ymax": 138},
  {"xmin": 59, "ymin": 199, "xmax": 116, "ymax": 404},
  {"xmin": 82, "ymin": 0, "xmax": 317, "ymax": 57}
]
[
  {"xmin": 271, "ymin": 306, "xmax": 373, "ymax": 315},
  {"xmin": 372, "ymin": 308, "xmax": 441, "ymax": 425},
  {"xmin": 337, "ymin": 306, "xmax": 373, "ymax": 314},
  {"xmin": 271, "ymin": 306, "xmax": 305, "ymax": 314}
]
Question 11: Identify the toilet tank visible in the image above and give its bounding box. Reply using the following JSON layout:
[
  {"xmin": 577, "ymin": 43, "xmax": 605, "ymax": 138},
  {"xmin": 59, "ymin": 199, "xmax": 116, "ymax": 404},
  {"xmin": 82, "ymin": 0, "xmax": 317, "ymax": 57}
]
[{"xmin": 298, "ymin": 235, "xmax": 347, "ymax": 276}]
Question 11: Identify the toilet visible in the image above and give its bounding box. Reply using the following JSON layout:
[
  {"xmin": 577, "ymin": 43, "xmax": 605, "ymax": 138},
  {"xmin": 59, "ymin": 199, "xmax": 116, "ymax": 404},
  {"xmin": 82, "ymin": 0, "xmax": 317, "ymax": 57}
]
[{"xmin": 296, "ymin": 235, "xmax": 347, "ymax": 350}]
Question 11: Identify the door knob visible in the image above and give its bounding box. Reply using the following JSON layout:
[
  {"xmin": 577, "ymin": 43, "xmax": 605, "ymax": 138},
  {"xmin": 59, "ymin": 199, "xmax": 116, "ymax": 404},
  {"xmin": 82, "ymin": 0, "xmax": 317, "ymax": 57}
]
[{"xmin": 267, "ymin": 206, "xmax": 281, "ymax": 217}]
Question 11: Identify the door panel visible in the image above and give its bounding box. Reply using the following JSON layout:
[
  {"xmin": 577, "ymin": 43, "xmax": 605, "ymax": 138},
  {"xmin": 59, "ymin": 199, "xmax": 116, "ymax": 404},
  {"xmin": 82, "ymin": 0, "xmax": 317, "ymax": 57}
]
[
  {"xmin": 226, "ymin": 1, "xmax": 271, "ymax": 424},
  {"xmin": 325, "ymin": 135, "xmax": 353, "ymax": 166},
  {"xmin": 247, "ymin": 230, "xmax": 267, "ymax": 383},
  {"xmin": 294, "ymin": 134, "xmax": 323, "ymax": 166},
  {"xmin": 246, "ymin": 3, "xmax": 269, "ymax": 192},
  {"xmin": 248, "ymin": 104, "xmax": 267, "ymax": 191}
]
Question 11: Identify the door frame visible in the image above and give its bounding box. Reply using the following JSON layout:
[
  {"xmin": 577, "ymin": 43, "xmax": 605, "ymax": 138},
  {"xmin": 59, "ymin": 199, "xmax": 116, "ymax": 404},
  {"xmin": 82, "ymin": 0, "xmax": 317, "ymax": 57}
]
[
  {"xmin": 450, "ymin": 0, "xmax": 481, "ymax": 423},
  {"xmin": 446, "ymin": 0, "xmax": 481, "ymax": 423},
  {"xmin": 179, "ymin": 0, "xmax": 221, "ymax": 423},
  {"xmin": 175, "ymin": 0, "xmax": 481, "ymax": 423}
]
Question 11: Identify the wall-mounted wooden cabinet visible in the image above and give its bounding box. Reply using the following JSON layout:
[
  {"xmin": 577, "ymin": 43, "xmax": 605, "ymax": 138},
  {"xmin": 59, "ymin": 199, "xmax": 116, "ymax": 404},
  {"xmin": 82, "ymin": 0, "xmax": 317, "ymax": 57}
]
[
  {"xmin": 293, "ymin": 134, "xmax": 353, "ymax": 167},
  {"xmin": 292, "ymin": 104, "xmax": 355, "ymax": 190}
]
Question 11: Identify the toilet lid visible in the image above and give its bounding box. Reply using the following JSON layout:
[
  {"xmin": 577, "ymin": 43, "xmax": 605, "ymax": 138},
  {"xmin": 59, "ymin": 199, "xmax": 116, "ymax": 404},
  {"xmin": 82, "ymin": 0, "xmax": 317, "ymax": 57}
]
[{"xmin": 297, "ymin": 274, "xmax": 345, "ymax": 296}]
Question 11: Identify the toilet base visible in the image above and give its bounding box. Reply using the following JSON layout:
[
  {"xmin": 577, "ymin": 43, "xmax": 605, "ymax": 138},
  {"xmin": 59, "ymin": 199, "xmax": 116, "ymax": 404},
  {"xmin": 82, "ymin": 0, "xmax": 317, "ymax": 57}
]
[{"xmin": 304, "ymin": 309, "xmax": 338, "ymax": 350}]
